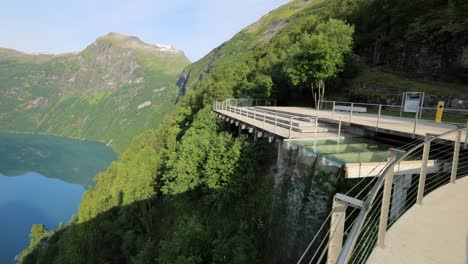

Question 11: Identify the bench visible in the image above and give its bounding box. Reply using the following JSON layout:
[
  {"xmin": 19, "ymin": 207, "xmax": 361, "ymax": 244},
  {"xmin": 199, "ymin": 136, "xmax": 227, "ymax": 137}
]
[{"xmin": 335, "ymin": 105, "xmax": 367, "ymax": 113}]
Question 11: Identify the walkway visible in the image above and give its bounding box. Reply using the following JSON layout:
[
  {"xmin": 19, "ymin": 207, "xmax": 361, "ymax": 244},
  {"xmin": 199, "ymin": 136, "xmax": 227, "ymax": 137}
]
[
  {"xmin": 367, "ymin": 176, "xmax": 468, "ymax": 264},
  {"xmin": 260, "ymin": 106, "xmax": 467, "ymax": 142}
]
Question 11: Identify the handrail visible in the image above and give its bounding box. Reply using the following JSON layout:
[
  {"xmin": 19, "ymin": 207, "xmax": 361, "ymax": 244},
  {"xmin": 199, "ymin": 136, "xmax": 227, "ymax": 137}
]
[
  {"xmin": 295, "ymin": 122, "xmax": 467, "ymax": 264},
  {"xmin": 213, "ymin": 99, "xmax": 343, "ymax": 140},
  {"xmin": 336, "ymin": 126, "xmax": 466, "ymax": 263},
  {"xmin": 320, "ymin": 100, "xmax": 468, "ymax": 113}
]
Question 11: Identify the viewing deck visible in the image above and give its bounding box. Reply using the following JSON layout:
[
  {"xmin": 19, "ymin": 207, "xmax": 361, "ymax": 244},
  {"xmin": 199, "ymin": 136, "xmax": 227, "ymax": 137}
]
[
  {"xmin": 367, "ymin": 176, "xmax": 468, "ymax": 264},
  {"xmin": 213, "ymin": 100, "xmax": 467, "ymax": 143},
  {"xmin": 214, "ymin": 99, "xmax": 468, "ymax": 264},
  {"xmin": 259, "ymin": 106, "xmax": 467, "ymax": 142}
]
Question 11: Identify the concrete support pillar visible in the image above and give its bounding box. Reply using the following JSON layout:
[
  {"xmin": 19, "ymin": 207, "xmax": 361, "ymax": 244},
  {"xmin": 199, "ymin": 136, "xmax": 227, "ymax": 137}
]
[
  {"xmin": 277, "ymin": 140, "xmax": 283, "ymax": 170},
  {"xmin": 390, "ymin": 174, "xmax": 412, "ymax": 222},
  {"xmin": 451, "ymin": 130, "xmax": 461, "ymax": 183},
  {"xmin": 256, "ymin": 131, "xmax": 263, "ymax": 138},
  {"xmin": 327, "ymin": 196, "xmax": 346, "ymax": 264}
]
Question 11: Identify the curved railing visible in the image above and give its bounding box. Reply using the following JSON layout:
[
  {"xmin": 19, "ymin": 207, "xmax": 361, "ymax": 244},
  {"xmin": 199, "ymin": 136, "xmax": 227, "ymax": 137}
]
[{"xmin": 298, "ymin": 126, "xmax": 468, "ymax": 264}]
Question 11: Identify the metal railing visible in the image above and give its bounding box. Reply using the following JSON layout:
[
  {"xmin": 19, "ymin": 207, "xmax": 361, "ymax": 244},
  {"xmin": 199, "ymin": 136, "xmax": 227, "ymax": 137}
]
[
  {"xmin": 297, "ymin": 126, "xmax": 468, "ymax": 264},
  {"xmin": 319, "ymin": 100, "xmax": 468, "ymax": 138},
  {"xmin": 213, "ymin": 99, "xmax": 344, "ymax": 139}
]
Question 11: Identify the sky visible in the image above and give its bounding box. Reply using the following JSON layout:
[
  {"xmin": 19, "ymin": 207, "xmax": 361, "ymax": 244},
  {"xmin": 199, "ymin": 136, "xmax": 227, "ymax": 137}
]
[{"xmin": 0, "ymin": 0, "xmax": 291, "ymax": 61}]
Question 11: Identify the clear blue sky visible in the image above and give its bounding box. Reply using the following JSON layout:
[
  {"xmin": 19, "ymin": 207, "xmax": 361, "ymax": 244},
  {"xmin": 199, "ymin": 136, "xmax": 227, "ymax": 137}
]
[{"xmin": 0, "ymin": 0, "xmax": 291, "ymax": 61}]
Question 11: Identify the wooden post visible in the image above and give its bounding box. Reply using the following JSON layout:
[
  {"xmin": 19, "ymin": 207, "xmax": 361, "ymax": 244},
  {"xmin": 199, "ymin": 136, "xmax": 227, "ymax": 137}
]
[
  {"xmin": 464, "ymin": 120, "xmax": 467, "ymax": 149},
  {"xmin": 417, "ymin": 137, "xmax": 431, "ymax": 205},
  {"xmin": 451, "ymin": 130, "xmax": 461, "ymax": 183},
  {"xmin": 337, "ymin": 119, "xmax": 342, "ymax": 140},
  {"xmin": 378, "ymin": 149, "xmax": 397, "ymax": 247},
  {"xmin": 327, "ymin": 196, "xmax": 346, "ymax": 264}
]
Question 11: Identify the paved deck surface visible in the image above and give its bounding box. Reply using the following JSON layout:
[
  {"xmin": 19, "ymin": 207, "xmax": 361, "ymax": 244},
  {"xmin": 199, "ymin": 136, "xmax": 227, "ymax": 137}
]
[
  {"xmin": 261, "ymin": 107, "xmax": 466, "ymax": 142},
  {"xmin": 367, "ymin": 176, "xmax": 468, "ymax": 264}
]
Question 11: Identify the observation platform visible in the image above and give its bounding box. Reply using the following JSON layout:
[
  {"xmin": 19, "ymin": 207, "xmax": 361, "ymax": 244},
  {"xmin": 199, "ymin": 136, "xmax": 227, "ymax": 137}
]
[
  {"xmin": 367, "ymin": 176, "xmax": 468, "ymax": 264},
  {"xmin": 259, "ymin": 106, "xmax": 467, "ymax": 142}
]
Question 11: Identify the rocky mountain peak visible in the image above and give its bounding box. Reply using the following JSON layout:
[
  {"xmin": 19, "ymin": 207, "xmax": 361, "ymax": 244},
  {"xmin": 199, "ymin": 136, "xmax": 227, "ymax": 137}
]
[{"xmin": 92, "ymin": 32, "xmax": 183, "ymax": 56}]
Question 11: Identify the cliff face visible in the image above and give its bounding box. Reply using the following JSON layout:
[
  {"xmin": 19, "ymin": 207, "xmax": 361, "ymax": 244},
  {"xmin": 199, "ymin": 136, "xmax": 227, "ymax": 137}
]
[
  {"xmin": 360, "ymin": 36, "xmax": 468, "ymax": 82},
  {"xmin": 267, "ymin": 141, "xmax": 343, "ymax": 263},
  {"xmin": 0, "ymin": 33, "xmax": 190, "ymax": 152}
]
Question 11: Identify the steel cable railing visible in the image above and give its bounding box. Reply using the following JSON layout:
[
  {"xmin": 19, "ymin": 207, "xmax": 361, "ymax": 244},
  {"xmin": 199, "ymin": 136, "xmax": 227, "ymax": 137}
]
[{"xmin": 297, "ymin": 126, "xmax": 467, "ymax": 264}]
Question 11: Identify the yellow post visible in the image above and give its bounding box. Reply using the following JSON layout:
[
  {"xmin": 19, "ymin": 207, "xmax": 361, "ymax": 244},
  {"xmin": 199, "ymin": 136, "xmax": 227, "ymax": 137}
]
[{"xmin": 435, "ymin": 101, "xmax": 445, "ymax": 123}]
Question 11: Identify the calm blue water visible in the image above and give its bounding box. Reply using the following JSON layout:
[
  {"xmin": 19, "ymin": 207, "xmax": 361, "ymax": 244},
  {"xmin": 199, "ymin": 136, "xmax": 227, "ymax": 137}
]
[{"xmin": 0, "ymin": 133, "xmax": 117, "ymax": 264}]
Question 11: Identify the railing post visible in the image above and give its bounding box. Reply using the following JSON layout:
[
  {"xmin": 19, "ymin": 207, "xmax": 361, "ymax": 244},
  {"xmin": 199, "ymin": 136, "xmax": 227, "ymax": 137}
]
[
  {"xmin": 289, "ymin": 117, "xmax": 293, "ymax": 139},
  {"xmin": 327, "ymin": 196, "xmax": 346, "ymax": 264},
  {"xmin": 377, "ymin": 149, "xmax": 397, "ymax": 248},
  {"xmin": 412, "ymin": 111, "xmax": 418, "ymax": 138},
  {"xmin": 332, "ymin": 101, "xmax": 336, "ymax": 119},
  {"xmin": 350, "ymin": 103, "xmax": 354, "ymax": 122},
  {"xmin": 417, "ymin": 135, "xmax": 431, "ymax": 205},
  {"xmin": 274, "ymin": 113, "xmax": 277, "ymax": 134},
  {"xmin": 464, "ymin": 120, "xmax": 467, "ymax": 149},
  {"xmin": 337, "ymin": 118, "xmax": 342, "ymax": 140},
  {"xmin": 377, "ymin": 105, "xmax": 382, "ymax": 130},
  {"xmin": 263, "ymin": 113, "xmax": 266, "ymax": 130},
  {"xmin": 451, "ymin": 130, "xmax": 461, "ymax": 184}
]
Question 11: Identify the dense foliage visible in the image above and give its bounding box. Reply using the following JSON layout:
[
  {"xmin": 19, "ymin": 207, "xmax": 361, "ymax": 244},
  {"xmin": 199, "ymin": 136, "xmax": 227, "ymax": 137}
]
[{"xmin": 17, "ymin": 0, "xmax": 468, "ymax": 263}]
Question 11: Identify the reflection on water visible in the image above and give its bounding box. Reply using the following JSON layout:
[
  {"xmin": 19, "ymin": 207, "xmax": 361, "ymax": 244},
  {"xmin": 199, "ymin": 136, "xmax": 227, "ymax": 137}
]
[
  {"xmin": 0, "ymin": 133, "xmax": 117, "ymax": 187},
  {"xmin": 0, "ymin": 133, "xmax": 117, "ymax": 264}
]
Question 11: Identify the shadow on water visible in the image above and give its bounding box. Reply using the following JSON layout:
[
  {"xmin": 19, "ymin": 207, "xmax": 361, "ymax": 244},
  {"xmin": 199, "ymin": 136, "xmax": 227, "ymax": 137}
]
[{"xmin": 0, "ymin": 200, "xmax": 51, "ymax": 264}]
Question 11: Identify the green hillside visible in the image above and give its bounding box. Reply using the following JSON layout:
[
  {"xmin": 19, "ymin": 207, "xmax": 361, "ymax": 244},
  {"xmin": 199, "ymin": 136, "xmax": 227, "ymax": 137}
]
[{"xmin": 0, "ymin": 33, "xmax": 190, "ymax": 152}]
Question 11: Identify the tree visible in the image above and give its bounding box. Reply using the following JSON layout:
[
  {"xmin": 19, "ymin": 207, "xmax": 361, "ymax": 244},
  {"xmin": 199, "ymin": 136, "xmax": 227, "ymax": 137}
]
[
  {"xmin": 284, "ymin": 19, "xmax": 354, "ymax": 107},
  {"xmin": 16, "ymin": 224, "xmax": 51, "ymax": 263},
  {"xmin": 158, "ymin": 215, "xmax": 208, "ymax": 264}
]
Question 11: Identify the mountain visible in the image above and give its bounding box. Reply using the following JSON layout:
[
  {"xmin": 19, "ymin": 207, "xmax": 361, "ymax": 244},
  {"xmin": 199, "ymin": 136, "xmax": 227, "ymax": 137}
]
[{"xmin": 0, "ymin": 33, "xmax": 190, "ymax": 152}]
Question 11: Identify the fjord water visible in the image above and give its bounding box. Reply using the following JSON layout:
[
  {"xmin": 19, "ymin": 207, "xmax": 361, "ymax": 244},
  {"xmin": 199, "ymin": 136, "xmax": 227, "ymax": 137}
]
[{"xmin": 0, "ymin": 133, "xmax": 117, "ymax": 264}]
